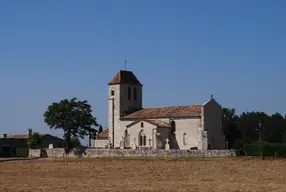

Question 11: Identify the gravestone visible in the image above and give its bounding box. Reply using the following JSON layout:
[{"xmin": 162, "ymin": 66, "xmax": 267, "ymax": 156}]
[
  {"xmin": 120, "ymin": 136, "xmax": 124, "ymax": 149},
  {"xmin": 165, "ymin": 138, "xmax": 170, "ymax": 150}
]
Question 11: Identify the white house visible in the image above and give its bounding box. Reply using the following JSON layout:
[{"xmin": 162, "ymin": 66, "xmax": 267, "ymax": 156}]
[{"xmin": 96, "ymin": 70, "xmax": 225, "ymax": 150}]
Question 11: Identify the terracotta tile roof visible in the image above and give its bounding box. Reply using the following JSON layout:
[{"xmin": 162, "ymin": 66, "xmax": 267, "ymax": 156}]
[
  {"xmin": 97, "ymin": 129, "xmax": 109, "ymax": 140},
  {"xmin": 121, "ymin": 105, "xmax": 202, "ymax": 119},
  {"xmin": 7, "ymin": 134, "xmax": 29, "ymax": 139},
  {"xmin": 108, "ymin": 70, "xmax": 142, "ymax": 86},
  {"xmin": 126, "ymin": 119, "xmax": 171, "ymax": 128},
  {"xmin": 7, "ymin": 134, "xmax": 46, "ymax": 139}
]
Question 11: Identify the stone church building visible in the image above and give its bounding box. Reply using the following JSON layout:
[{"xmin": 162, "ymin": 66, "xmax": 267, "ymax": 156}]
[{"xmin": 95, "ymin": 70, "xmax": 225, "ymax": 150}]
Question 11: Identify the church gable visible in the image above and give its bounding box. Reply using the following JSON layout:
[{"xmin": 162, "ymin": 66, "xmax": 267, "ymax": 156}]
[{"xmin": 202, "ymin": 95, "xmax": 221, "ymax": 108}]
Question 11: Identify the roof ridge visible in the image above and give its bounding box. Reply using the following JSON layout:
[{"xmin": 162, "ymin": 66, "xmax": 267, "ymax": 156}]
[{"xmin": 142, "ymin": 105, "xmax": 202, "ymax": 109}]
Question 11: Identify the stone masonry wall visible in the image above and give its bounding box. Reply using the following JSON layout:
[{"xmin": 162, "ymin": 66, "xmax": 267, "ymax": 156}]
[{"xmin": 29, "ymin": 148, "xmax": 236, "ymax": 158}]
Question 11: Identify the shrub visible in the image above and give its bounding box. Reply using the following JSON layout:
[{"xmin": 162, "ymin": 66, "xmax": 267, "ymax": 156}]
[
  {"xmin": 244, "ymin": 141, "xmax": 286, "ymax": 157},
  {"xmin": 27, "ymin": 132, "xmax": 41, "ymax": 149},
  {"xmin": 16, "ymin": 148, "xmax": 29, "ymax": 157}
]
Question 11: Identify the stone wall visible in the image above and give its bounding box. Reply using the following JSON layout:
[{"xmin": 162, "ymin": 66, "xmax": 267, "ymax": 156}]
[{"xmin": 29, "ymin": 148, "xmax": 236, "ymax": 158}]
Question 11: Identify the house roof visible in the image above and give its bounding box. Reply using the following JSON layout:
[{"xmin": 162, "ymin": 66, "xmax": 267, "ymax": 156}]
[
  {"xmin": 7, "ymin": 134, "xmax": 29, "ymax": 139},
  {"xmin": 97, "ymin": 129, "xmax": 109, "ymax": 140},
  {"xmin": 126, "ymin": 119, "xmax": 171, "ymax": 128},
  {"xmin": 108, "ymin": 70, "xmax": 142, "ymax": 86},
  {"xmin": 121, "ymin": 105, "xmax": 202, "ymax": 119},
  {"xmin": 0, "ymin": 138, "xmax": 28, "ymax": 148},
  {"xmin": 7, "ymin": 134, "xmax": 48, "ymax": 139}
]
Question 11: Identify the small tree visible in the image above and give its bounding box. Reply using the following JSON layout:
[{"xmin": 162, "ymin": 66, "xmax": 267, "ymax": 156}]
[
  {"xmin": 27, "ymin": 132, "xmax": 41, "ymax": 149},
  {"xmin": 98, "ymin": 125, "xmax": 103, "ymax": 133},
  {"xmin": 43, "ymin": 97, "xmax": 97, "ymax": 153},
  {"xmin": 87, "ymin": 125, "xmax": 98, "ymax": 148},
  {"xmin": 65, "ymin": 136, "xmax": 81, "ymax": 148}
]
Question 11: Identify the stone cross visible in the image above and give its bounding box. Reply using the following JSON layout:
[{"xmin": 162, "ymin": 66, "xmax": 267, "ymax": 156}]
[
  {"xmin": 165, "ymin": 138, "xmax": 170, "ymax": 150},
  {"xmin": 120, "ymin": 136, "xmax": 125, "ymax": 149},
  {"xmin": 148, "ymin": 138, "xmax": 152, "ymax": 146},
  {"xmin": 225, "ymin": 140, "xmax": 229, "ymax": 149},
  {"xmin": 165, "ymin": 138, "xmax": 169, "ymax": 144},
  {"xmin": 133, "ymin": 137, "xmax": 137, "ymax": 149},
  {"xmin": 107, "ymin": 140, "xmax": 112, "ymax": 149},
  {"xmin": 107, "ymin": 137, "xmax": 111, "ymax": 148}
]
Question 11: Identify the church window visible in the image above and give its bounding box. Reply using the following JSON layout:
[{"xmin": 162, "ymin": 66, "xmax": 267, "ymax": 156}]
[
  {"xmin": 111, "ymin": 90, "xmax": 114, "ymax": 96},
  {"xmin": 170, "ymin": 121, "xmax": 176, "ymax": 134},
  {"xmin": 143, "ymin": 135, "xmax": 146, "ymax": 145},
  {"xmin": 141, "ymin": 122, "xmax": 144, "ymax": 128},
  {"xmin": 128, "ymin": 87, "xmax": 131, "ymax": 100},
  {"xmin": 139, "ymin": 131, "xmax": 146, "ymax": 146},
  {"xmin": 183, "ymin": 133, "xmax": 187, "ymax": 145},
  {"xmin": 133, "ymin": 87, "xmax": 137, "ymax": 100}
]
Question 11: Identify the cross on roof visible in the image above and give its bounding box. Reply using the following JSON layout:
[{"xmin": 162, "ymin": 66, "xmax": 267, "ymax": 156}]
[{"xmin": 124, "ymin": 58, "xmax": 128, "ymax": 70}]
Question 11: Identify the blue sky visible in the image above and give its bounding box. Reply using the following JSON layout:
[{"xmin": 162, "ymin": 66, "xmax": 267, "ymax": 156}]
[{"xmin": 0, "ymin": 1, "xmax": 285, "ymax": 145}]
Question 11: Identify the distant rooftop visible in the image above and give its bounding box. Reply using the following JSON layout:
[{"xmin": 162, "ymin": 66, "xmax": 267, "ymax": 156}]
[
  {"xmin": 7, "ymin": 134, "xmax": 29, "ymax": 139},
  {"xmin": 7, "ymin": 134, "xmax": 48, "ymax": 139},
  {"xmin": 97, "ymin": 129, "xmax": 109, "ymax": 140}
]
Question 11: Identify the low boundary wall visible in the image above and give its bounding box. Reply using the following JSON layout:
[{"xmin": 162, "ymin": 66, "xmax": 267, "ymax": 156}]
[{"xmin": 29, "ymin": 148, "xmax": 236, "ymax": 158}]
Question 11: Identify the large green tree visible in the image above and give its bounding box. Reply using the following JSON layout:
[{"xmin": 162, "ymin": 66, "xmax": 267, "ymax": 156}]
[
  {"xmin": 222, "ymin": 108, "xmax": 241, "ymax": 148},
  {"xmin": 222, "ymin": 107, "xmax": 286, "ymax": 148},
  {"xmin": 43, "ymin": 97, "xmax": 98, "ymax": 151}
]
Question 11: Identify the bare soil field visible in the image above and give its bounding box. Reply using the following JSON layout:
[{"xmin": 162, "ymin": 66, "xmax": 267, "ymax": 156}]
[{"xmin": 0, "ymin": 157, "xmax": 286, "ymax": 192}]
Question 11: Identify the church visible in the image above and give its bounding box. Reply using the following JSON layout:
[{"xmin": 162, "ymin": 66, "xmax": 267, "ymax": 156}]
[{"xmin": 95, "ymin": 70, "xmax": 225, "ymax": 150}]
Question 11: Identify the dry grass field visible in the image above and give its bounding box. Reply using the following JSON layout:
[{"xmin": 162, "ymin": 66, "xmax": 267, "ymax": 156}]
[{"xmin": 0, "ymin": 157, "xmax": 286, "ymax": 192}]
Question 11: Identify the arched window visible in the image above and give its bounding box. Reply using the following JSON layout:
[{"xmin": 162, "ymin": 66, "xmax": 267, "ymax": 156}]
[
  {"xmin": 133, "ymin": 87, "xmax": 137, "ymax": 100},
  {"xmin": 139, "ymin": 131, "xmax": 146, "ymax": 146},
  {"xmin": 124, "ymin": 129, "xmax": 130, "ymax": 148},
  {"xmin": 128, "ymin": 87, "xmax": 131, "ymax": 100},
  {"xmin": 170, "ymin": 120, "xmax": 176, "ymax": 134},
  {"xmin": 183, "ymin": 133, "xmax": 187, "ymax": 145}
]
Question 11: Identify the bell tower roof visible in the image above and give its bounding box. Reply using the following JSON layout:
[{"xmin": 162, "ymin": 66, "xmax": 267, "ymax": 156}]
[{"xmin": 108, "ymin": 70, "xmax": 143, "ymax": 86}]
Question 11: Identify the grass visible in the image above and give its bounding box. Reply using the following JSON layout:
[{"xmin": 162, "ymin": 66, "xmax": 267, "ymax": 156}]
[{"xmin": 0, "ymin": 157, "xmax": 286, "ymax": 192}]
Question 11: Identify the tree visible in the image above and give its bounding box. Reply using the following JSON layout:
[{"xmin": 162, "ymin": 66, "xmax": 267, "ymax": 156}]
[
  {"xmin": 221, "ymin": 107, "xmax": 286, "ymax": 149},
  {"xmin": 222, "ymin": 108, "xmax": 240, "ymax": 148},
  {"xmin": 43, "ymin": 97, "xmax": 97, "ymax": 152},
  {"xmin": 64, "ymin": 136, "xmax": 81, "ymax": 148},
  {"xmin": 283, "ymin": 130, "xmax": 286, "ymax": 143},
  {"xmin": 86, "ymin": 125, "xmax": 98, "ymax": 148},
  {"xmin": 27, "ymin": 132, "xmax": 41, "ymax": 149},
  {"xmin": 98, "ymin": 124, "xmax": 103, "ymax": 133}
]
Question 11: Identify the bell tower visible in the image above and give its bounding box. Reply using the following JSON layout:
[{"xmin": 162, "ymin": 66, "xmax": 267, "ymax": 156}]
[{"xmin": 108, "ymin": 70, "xmax": 143, "ymax": 147}]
